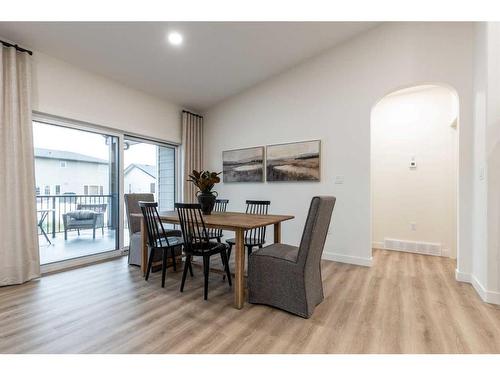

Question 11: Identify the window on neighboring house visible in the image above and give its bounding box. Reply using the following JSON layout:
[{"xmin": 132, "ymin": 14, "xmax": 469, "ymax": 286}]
[
  {"xmin": 150, "ymin": 183, "xmax": 155, "ymax": 194},
  {"xmin": 55, "ymin": 185, "xmax": 61, "ymax": 195},
  {"xmin": 44, "ymin": 185, "xmax": 50, "ymax": 195},
  {"xmin": 35, "ymin": 186, "xmax": 40, "ymax": 195},
  {"xmin": 60, "ymin": 161, "xmax": 67, "ymax": 168},
  {"xmin": 129, "ymin": 184, "xmax": 132, "ymax": 193},
  {"xmin": 84, "ymin": 185, "xmax": 88, "ymax": 195},
  {"xmin": 88, "ymin": 185, "xmax": 99, "ymax": 195},
  {"xmin": 99, "ymin": 186, "xmax": 104, "ymax": 195}
]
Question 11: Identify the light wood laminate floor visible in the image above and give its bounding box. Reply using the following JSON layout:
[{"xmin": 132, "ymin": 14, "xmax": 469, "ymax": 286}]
[{"xmin": 1, "ymin": 249, "xmax": 500, "ymax": 353}]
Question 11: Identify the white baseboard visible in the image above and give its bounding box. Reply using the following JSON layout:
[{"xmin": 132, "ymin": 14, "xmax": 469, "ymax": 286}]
[
  {"xmin": 373, "ymin": 241, "xmax": 452, "ymax": 258},
  {"xmin": 322, "ymin": 251, "xmax": 373, "ymax": 267},
  {"xmin": 455, "ymin": 269, "xmax": 500, "ymax": 305},
  {"xmin": 455, "ymin": 269, "xmax": 471, "ymax": 283},
  {"xmin": 441, "ymin": 248, "xmax": 451, "ymax": 258}
]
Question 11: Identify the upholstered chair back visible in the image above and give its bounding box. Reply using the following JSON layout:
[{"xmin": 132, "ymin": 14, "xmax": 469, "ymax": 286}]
[
  {"xmin": 124, "ymin": 193, "xmax": 154, "ymax": 236},
  {"xmin": 297, "ymin": 196, "xmax": 336, "ymax": 270}
]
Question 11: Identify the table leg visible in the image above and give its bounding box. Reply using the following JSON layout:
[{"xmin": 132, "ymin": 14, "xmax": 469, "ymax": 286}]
[
  {"xmin": 141, "ymin": 217, "xmax": 147, "ymax": 276},
  {"xmin": 274, "ymin": 222, "xmax": 281, "ymax": 243},
  {"xmin": 234, "ymin": 228, "xmax": 245, "ymax": 309}
]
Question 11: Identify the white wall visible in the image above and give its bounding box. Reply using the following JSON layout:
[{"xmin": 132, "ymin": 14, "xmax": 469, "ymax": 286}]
[
  {"xmin": 469, "ymin": 23, "xmax": 489, "ymax": 293},
  {"xmin": 204, "ymin": 22, "xmax": 475, "ymax": 268},
  {"xmin": 484, "ymin": 23, "xmax": 500, "ymax": 301},
  {"xmin": 371, "ymin": 85, "xmax": 458, "ymax": 257},
  {"xmin": 30, "ymin": 51, "xmax": 181, "ymax": 143}
]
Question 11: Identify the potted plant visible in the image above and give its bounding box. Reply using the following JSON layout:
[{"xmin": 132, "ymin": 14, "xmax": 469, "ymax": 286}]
[{"xmin": 187, "ymin": 170, "xmax": 222, "ymax": 215}]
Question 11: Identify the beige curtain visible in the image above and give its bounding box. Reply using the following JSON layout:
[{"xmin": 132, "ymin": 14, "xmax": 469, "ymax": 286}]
[
  {"xmin": 182, "ymin": 111, "xmax": 203, "ymax": 203},
  {"xmin": 0, "ymin": 46, "xmax": 40, "ymax": 286}
]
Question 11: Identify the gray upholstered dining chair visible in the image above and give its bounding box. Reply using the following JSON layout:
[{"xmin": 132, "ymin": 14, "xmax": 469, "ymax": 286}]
[
  {"xmin": 124, "ymin": 193, "xmax": 181, "ymax": 266},
  {"xmin": 247, "ymin": 196, "xmax": 336, "ymax": 318}
]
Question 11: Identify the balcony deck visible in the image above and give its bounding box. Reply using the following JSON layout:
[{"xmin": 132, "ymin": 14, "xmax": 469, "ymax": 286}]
[{"xmin": 39, "ymin": 228, "xmax": 121, "ymax": 265}]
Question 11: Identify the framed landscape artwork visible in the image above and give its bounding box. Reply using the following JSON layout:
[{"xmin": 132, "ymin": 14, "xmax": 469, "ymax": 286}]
[
  {"xmin": 222, "ymin": 146, "xmax": 265, "ymax": 182},
  {"xmin": 266, "ymin": 140, "xmax": 321, "ymax": 181}
]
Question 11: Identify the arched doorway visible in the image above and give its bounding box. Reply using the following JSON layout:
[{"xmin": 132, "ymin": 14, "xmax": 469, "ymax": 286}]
[{"xmin": 370, "ymin": 84, "xmax": 459, "ymax": 259}]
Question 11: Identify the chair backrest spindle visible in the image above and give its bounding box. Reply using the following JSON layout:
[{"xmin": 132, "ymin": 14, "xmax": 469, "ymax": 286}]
[
  {"xmin": 207, "ymin": 199, "xmax": 229, "ymax": 238},
  {"xmin": 244, "ymin": 200, "xmax": 270, "ymax": 243},
  {"xmin": 175, "ymin": 203, "xmax": 209, "ymax": 252},
  {"xmin": 138, "ymin": 201, "xmax": 169, "ymax": 248}
]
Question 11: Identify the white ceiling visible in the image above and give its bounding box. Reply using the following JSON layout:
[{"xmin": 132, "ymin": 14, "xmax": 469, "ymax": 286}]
[{"xmin": 0, "ymin": 22, "xmax": 378, "ymax": 111}]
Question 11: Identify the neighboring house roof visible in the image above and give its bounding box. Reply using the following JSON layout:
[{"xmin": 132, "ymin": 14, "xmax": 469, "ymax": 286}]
[
  {"xmin": 124, "ymin": 163, "xmax": 156, "ymax": 179},
  {"xmin": 34, "ymin": 148, "xmax": 108, "ymax": 164}
]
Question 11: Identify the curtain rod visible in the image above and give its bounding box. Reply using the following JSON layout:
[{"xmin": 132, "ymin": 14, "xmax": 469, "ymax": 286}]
[
  {"xmin": 182, "ymin": 110, "xmax": 203, "ymax": 118},
  {"xmin": 0, "ymin": 39, "xmax": 33, "ymax": 55}
]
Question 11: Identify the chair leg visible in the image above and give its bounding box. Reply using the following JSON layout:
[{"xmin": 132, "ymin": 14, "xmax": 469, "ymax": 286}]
[
  {"xmin": 64, "ymin": 230, "xmax": 67, "ymax": 241},
  {"xmin": 171, "ymin": 247, "xmax": 177, "ymax": 272},
  {"xmin": 247, "ymin": 245, "xmax": 254, "ymax": 258},
  {"xmin": 203, "ymin": 255, "xmax": 210, "ymax": 300},
  {"xmin": 223, "ymin": 244, "xmax": 233, "ymax": 281},
  {"xmin": 227, "ymin": 244, "xmax": 233, "ymax": 262},
  {"xmin": 77, "ymin": 229, "xmax": 80, "ymax": 236},
  {"xmin": 93, "ymin": 227, "xmax": 96, "ymax": 239},
  {"xmin": 145, "ymin": 248, "xmax": 155, "ymax": 281},
  {"xmin": 180, "ymin": 255, "xmax": 191, "ymax": 292},
  {"xmin": 189, "ymin": 261, "xmax": 194, "ymax": 277},
  {"xmin": 161, "ymin": 250, "xmax": 167, "ymax": 288},
  {"xmin": 220, "ymin": 250, "xmax": 232, "ymax": 286}
]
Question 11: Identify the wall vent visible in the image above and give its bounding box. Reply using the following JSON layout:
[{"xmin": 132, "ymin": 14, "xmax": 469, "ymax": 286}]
[{"xmin": 383, "ymin": 238, "xmax": 442, "ymax": 256}]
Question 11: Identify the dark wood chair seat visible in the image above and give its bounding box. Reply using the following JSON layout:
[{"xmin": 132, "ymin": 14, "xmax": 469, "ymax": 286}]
[
  {"xmin": 225, "ymin": 237, "xmax": 265, "ymax": 247},
  {"xmin": 155, "ymin": 236, "xmax": 183, "ymax": 248},
  {"xmin": 190, "ymin": 241, "xmax": 228, "ymax": 256}
]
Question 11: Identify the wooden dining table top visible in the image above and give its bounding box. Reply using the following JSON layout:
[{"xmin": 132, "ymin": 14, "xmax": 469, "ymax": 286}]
[{"xmin": 132, "ymin": 210, "xmax": 294, "ymax": 230}]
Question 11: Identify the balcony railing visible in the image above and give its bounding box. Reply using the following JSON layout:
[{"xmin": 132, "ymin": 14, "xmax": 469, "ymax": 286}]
[{"xmin": 36, "ymin": 194, "xmax": 115, "ymax": 238}]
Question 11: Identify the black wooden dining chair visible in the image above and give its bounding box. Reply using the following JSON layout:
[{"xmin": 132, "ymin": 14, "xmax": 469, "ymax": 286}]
[
  {"xmin": 226, "ymin": 200, "xmax": 270, "ymax": 263},
  {"xmin": 139, "ymin": 201, "xmax": 184, "ymax": 288},
  {"xmin": 206, "ymin": 199, "xmax": 229, "ymax": 242},
  {"xmin": 175, "ymin": 203, "xmax": 232, "ymax": 300}
]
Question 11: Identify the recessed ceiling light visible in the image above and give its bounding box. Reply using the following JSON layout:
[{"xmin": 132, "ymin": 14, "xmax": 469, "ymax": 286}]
[{"xmin": 167, "ymin": 32, "xmax": 183, "ymax": 46}]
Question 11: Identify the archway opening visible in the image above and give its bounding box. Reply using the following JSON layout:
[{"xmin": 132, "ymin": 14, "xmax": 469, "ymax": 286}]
[{"xmin": 371, "ymin": 84, "xmax": 459, "ymax": 260}]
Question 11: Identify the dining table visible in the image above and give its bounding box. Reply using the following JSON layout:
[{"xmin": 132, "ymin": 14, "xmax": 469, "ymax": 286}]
[{"xmin": 134, "ymin": 210, "xmax": 294, "ymax": 309}]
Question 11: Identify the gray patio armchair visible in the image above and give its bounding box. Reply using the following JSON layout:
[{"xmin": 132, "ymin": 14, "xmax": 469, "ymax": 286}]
[
  {"xmin": 248, "ymin": 196, "xmax": 336, "ymax": 318},
  {"xmin": 124, "ymin": 193, "xmax": 182, "ymax": 266},
  {"xmin": 62, "ymin": 203, "xmax": 107, "ymax": 240}
]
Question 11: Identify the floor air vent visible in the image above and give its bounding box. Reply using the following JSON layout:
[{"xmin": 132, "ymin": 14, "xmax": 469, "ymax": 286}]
[{"xmin": 383, "ymin": 238, "xmax": 442, "ymax": 256}]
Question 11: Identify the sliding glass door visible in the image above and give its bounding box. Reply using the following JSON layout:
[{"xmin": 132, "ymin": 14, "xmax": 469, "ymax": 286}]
[
  {"xmin": 33, "ymin": 120, "xmax": 120, "ymax": 265},
  {"xmin": 123, "ymin": 137, "xmax": 176, "ymax": 246}
]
